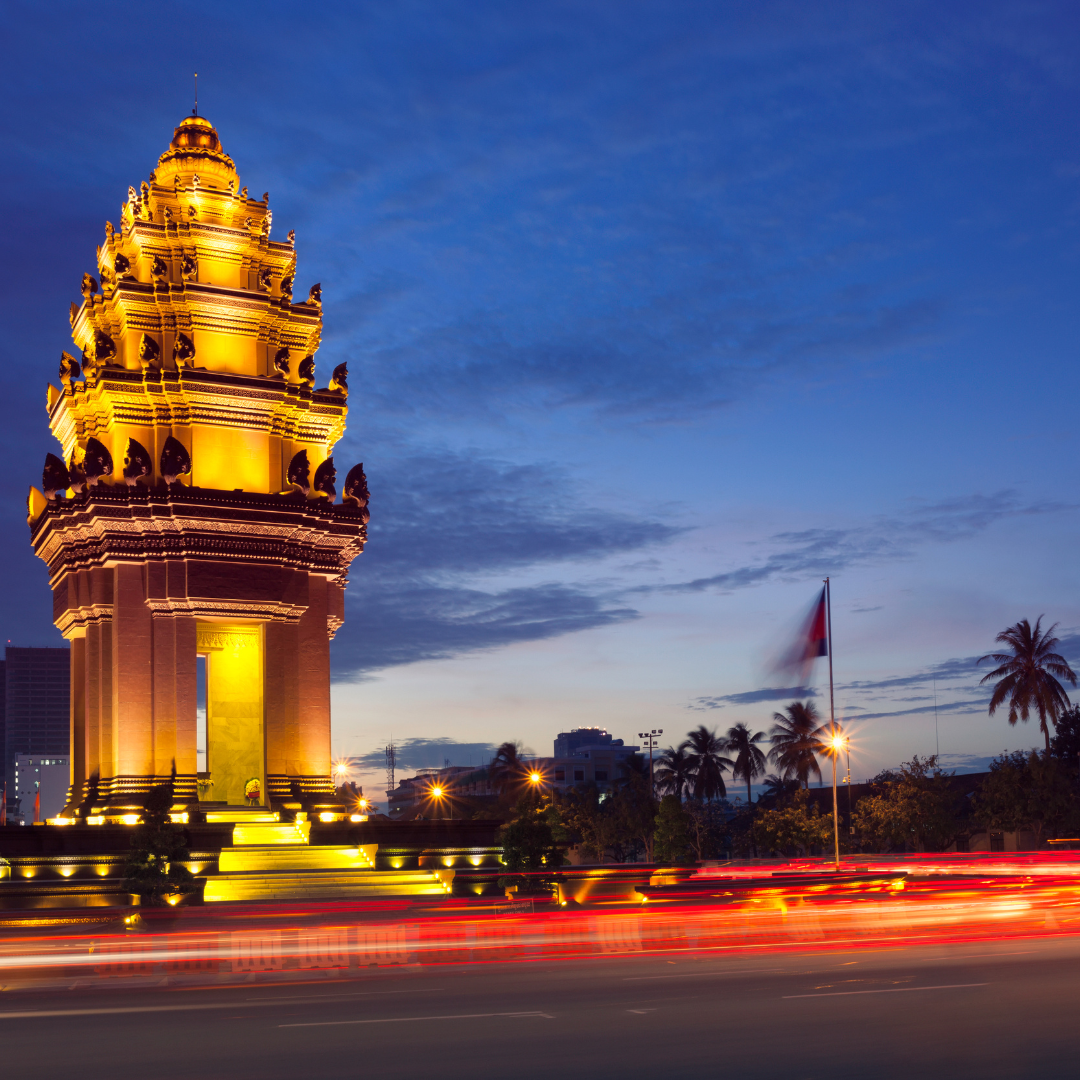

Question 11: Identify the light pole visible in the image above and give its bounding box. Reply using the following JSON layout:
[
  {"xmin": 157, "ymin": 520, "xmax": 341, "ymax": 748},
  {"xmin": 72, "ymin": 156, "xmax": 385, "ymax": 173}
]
[
  {"xmin": 826, "ymin": 729, "xmax": 848, "ymax": 869},
  {"xmin": 638, "ymin": 730, "xmax": 663, "ymax": 800},
  {"xmin": 845, "ymin": 742, "xmax": 853, "ymax": 837}
]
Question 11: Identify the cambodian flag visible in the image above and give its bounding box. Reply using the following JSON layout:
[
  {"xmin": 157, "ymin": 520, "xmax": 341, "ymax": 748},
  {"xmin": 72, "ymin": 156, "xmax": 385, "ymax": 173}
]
[{"xmin": 773, "ymin": 586, "xmax": 829, "ymax": 684}]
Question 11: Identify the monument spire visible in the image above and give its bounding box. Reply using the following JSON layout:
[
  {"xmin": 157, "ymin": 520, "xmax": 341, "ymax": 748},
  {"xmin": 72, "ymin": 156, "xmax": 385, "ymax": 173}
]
[{"xmin": 28, "ymin": 116, "xmax": 370, "ymax": 824}]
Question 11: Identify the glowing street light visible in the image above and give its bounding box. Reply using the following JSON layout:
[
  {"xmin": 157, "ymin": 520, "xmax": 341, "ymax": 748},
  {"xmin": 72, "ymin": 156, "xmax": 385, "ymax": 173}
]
[
  {"xmin": 529, "ymin": 771, "xmax": 542, "ymax": 785},
  {"xmin": 822, "ymin": 727, "xmax": 849, "ymax": 868},
  {"xmin": 427, "ymin": 782, "xmax": 454, "ymax": 820}
]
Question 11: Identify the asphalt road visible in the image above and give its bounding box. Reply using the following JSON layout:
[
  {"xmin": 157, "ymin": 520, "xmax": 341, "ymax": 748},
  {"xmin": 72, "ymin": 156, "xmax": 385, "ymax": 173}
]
[{"xmin": 3, "ymin": 935, "xmax": 1079, "ymax": 1079}]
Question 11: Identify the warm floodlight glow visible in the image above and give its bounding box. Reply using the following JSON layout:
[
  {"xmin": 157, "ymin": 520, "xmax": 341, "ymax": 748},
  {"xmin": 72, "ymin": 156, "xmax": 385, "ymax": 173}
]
[
  {"xmin": 529, "ymin": 772, "xmax": 542, "ymax": 784},
  {"xmin": 334, "ymin": 761, "xmax": 349, "ymax": 777},
  {"xmin": 431, "ymin": 786, "xmax": 444, "ymax": 799}
]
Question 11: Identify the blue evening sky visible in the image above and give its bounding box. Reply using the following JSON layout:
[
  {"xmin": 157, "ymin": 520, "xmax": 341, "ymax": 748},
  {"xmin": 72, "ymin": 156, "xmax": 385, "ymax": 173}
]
[{"xmin": 2, "ymin": 2, "xmax": 1079, "ymax": 799}]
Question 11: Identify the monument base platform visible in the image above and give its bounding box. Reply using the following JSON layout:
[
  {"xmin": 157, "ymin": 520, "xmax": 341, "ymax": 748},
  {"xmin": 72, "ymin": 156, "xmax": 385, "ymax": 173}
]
[{"xmin": 0, "ymin": 818, "xmax": 504, "ymax": 909}]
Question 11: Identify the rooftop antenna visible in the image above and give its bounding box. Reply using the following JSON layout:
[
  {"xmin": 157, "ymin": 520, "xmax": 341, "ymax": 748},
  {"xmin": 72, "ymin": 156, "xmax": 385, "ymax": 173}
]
[
  {"xmin": 385, "ymin": 738, "xmax": 395, "ymax": 798},
  {"xmin": 193, "ymin": 72, "xmax": 198, "ymax": 117}
]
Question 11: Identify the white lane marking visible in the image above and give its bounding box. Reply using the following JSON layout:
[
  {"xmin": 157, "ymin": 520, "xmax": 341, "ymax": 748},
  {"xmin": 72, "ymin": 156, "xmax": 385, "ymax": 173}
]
[
  {"xmin": 918, "ymin": 951, "xmax": 1033, "ymax": 961},
  {"xmin": 0, "ymin": 1002, "xmax": 276, "ymax": 1020},
  {"xmin": 624, "ymin": 967, "xmax": 786, "ymax": 981},
  {"xmin": 280, "ymin": 1011, "xmax": 554, "ymax": 1028},
  {"xmin": 244, "ymin": 989, "xmax": 442, "ymax": 1002},
  {"xmin": 783, "ymin": 982, "xmax": 989, "ymax": 999},
  {"xmin": 627, "ymin": 1009, "xmax": 657, "ymax": 1014}
]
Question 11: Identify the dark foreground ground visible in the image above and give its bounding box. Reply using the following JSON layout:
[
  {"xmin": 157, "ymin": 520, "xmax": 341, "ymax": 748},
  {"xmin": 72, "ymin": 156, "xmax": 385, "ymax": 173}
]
[{"xmin": 2, "ymin": 935, "xmax": 1077, "ymax": 1079}]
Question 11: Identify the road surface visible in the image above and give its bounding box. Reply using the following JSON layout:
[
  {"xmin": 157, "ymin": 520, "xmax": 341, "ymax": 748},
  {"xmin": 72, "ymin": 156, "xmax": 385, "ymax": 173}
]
[{"xmin": 2, "ymin": 935, "xmax": 1077, "ymax": 1078}]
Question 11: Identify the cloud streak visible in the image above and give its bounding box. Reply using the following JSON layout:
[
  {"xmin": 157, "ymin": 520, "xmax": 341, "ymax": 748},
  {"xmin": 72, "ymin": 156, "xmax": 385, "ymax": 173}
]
[
  {"xmin": 638, "ymin": 492, "xmax": 1075, "ymax": 595},
  {"xmin": 331, "ymin": 449, "xmax": 667, "ymax": 678},
  {"xmin": 352, "ymin": 738, "xmax": 499, "ymax": 772},
  {"xmin": 689, "ymin": 686, "xmax": 818, "ymax": 709}
]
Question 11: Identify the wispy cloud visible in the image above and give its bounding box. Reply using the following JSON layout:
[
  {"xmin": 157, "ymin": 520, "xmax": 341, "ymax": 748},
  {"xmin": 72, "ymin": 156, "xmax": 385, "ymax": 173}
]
[
  {"xmin": 639, "ymin": 492, "xmax": 1075, "ymax": 595},
  {"xmin": 845, "ymin": 698, "xmax": 990, "ymax": 722},
  {"xmin": 689, "ymin": 686, "xmax": 817, "ymax": 709},
  {"xmin": 331, "ymin": 449, "xmax": 667, "ymax": 678},
  {"xmin": 840, "ymin": 655, "xmax": 985, "ymax": 693},
  {"xmin": 353, "ymin": 737, "xmax": 500, "ymax": 772},
  {"xmin": 333, "ymin": 580, "xmax": 636, "ymax": 677}
]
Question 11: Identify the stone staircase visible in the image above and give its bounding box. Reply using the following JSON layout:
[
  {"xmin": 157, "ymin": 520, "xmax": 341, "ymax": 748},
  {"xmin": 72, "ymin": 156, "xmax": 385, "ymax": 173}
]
[{"xmin": 200, "ymin": 808, "xmax": 453, "ymax": 902}]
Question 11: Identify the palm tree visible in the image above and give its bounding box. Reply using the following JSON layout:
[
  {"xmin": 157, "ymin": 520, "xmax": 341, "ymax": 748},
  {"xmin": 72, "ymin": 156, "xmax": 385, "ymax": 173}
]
[
  {"xmin": 654, "ymin": 743, "xmax": 695, "ymax": 801},
  {"xmin": 488, "ymin": 741, "xmax": 527, "ymax": 795},
  {"xmin": 685, "ymin": 725, "xmax": 734, "ymax": 802},
  {"xmin": 726, "ymin": 723, "xmax": 768, "ymax": 805},
  {"xmin": 768, "ymin": 701, "xmax": 823, "ymax": 789},
  {"xmin": 978, "ymin": 616, "xmax": 1078, "ymax": 752},
  {"xmin": 759, "ymin": 773, "xmax": 800, "ymax": 806}
]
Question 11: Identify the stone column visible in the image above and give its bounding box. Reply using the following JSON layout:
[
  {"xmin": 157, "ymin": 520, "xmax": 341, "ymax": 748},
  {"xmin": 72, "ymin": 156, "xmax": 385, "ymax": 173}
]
[
  {"xmin": 151, "ymin": 612, "xmax": 178, "ymax": 776},
  {"xmin": 69, "ymin": 634, "xmax": 86, "ymax": 802},
  {"xmin": 174, "ymin": 616, "xmax": 198, "ymax": 777},
  {"xmin": 112, "ymin": 564, "xmax": 153, "ymax": 779},
  {"xmin": 265, "ymin": 620, "xmax": 300, "ymax": 778},
  {"xmin": 297, "ymin": 573, "xmax": 331, "ymax": 778}
]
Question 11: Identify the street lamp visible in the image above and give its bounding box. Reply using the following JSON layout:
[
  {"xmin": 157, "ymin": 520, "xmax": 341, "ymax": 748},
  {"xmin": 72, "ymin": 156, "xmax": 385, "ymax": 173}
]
[
  {"xmin": 824, "ymin": 728, "xmax": 848, "ymax": 869},
  {"xmin": 638, "ymin": 730, "xmax": 663, "ymax": 800},
  {"xmin": 428, "ymin": 781, "xmax": 457, "ymax": 821}
]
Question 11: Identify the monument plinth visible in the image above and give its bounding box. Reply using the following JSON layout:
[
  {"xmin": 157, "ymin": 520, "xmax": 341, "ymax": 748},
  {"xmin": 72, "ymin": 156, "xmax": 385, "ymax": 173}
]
[{"xmin": 28, "ymin": 115, "xmax": 369, "ymax": 823}]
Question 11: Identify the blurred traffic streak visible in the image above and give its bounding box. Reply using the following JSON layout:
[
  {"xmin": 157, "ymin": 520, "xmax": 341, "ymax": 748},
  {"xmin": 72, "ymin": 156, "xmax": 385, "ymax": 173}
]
[{"xmin": 4, "ymin": 854, "xmax": 1080, "ymax": 989}]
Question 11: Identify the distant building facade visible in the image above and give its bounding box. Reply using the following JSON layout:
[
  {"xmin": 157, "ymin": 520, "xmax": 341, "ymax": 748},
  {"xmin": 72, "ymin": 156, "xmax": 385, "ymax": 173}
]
[
  {"xmin": 387, "ymin": 765, "xmax": 494, "ymax": 818},
  {"xmin": 534, "ymin": 727, "xmax": 641, "ymax": 794},
  {"xmin": 385, "ymin": 728, "xmax": 643, "ymax": 818},
  {"xmin": 1, "ymin": 647, "xmax": 70, "ymax": 817}
]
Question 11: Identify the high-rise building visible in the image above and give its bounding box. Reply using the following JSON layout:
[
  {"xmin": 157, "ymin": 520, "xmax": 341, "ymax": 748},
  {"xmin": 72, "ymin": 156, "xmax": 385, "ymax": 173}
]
[{"xmin": 1, "ymin": 647, "xmax": 70, "ymax": 808}]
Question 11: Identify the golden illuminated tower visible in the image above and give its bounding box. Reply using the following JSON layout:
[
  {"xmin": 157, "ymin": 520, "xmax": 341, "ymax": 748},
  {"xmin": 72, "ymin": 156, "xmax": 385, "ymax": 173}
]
[{"xmin": 27, "ymin": 115, "xmax": 369, "ymax": 822}]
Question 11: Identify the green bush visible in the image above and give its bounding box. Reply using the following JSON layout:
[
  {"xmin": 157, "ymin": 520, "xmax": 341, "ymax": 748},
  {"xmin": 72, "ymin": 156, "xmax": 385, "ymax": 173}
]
[
  {"xmin": 653, "ymin": 795, "xmax": 694, "ymax": 865},
  {"xmin": 124, "ymin": 784, "xmax": 195, "ymax": 905}
]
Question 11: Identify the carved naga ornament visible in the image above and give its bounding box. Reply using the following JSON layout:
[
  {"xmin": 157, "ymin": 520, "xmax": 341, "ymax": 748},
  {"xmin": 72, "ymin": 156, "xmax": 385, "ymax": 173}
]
[
  {"xmin": 160, "ymin": 436, "xmax": 192, "ymax": 485},
  {"xmin": 312, "ymin": 456, "xmax": 336, "ymax": 502},
  {"xmin": 123, "ymin": 438, "xmax": 153, "ymax": 486}
]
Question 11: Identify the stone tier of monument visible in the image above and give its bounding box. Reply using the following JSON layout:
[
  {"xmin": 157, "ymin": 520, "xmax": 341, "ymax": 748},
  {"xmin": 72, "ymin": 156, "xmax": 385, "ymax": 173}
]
[{"xmin": 27, "ymin": 114, "xmax": 370, "ymax": 823}]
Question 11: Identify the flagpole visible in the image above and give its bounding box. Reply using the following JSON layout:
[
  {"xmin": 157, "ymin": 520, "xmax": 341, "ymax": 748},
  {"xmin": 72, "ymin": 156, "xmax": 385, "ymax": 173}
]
[{"xmin": 825, "ymin": 577, "xmax": 839, "ymax": 869}]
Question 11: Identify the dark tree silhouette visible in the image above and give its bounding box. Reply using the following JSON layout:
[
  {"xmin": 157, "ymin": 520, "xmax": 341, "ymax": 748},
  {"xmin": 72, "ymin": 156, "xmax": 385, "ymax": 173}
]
[
  {"xmin": 488, "ymin": 741, "xmax": 528, "ymax": 795},
  {"xmin": 759, "ymin": 774, "xmax": 801, "ymax": 807},
  {"xmin": 685, "ymin": 725, "xmax": 734, "ymax": 802},
  {"xmin": 768, "ymin": 701, "xmax": 823, "ymax": 789},
  {"xmin": 978, "ymin": 616, "xmax": 1078, "ymax": 752},
  {"xmin": 726, "ymin": 723, "xmax": 768, "ymax": 806},
  {"xmin": 654, "ymin": 743, "xmax": 695, "ymax": 801}
]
